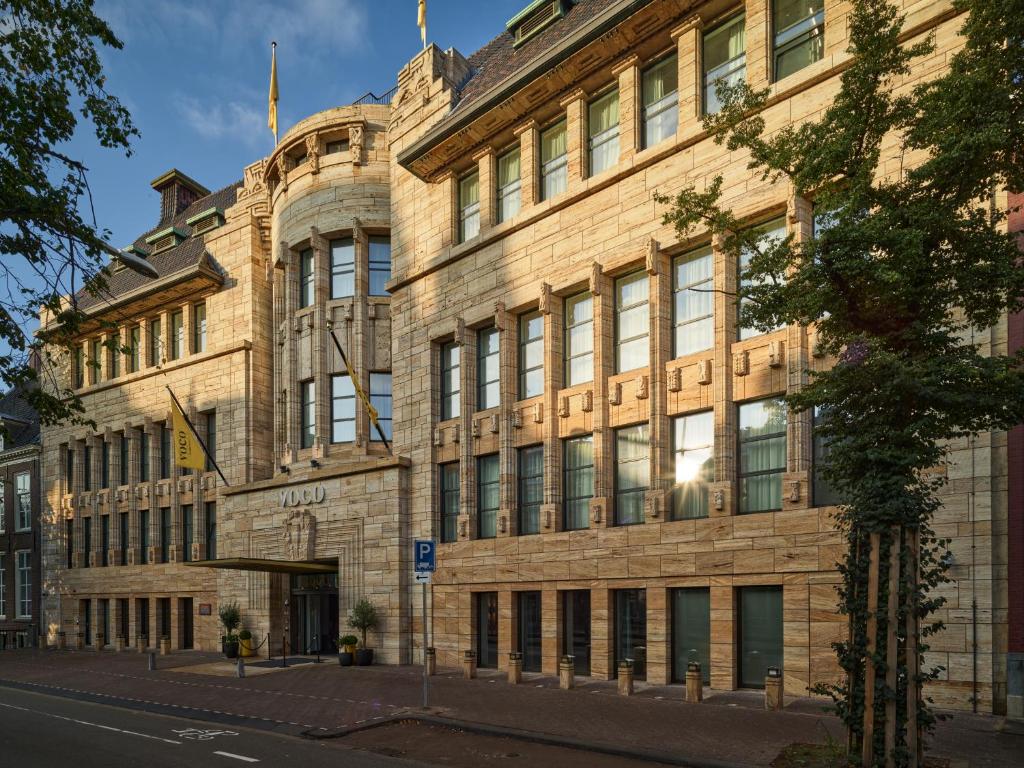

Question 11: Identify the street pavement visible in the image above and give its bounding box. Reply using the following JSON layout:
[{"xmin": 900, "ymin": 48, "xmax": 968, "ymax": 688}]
[{"xmin": 0, "ymin": 685, "xmax": 412, "ymax": 768}]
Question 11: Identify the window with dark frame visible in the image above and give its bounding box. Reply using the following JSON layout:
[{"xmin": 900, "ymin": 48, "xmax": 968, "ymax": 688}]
[
  {"xmin": 588, "ymin": 89, "xmax": 620, "ymax": 176},
  {"xmin": 615, "ymin": 424, "xmax": 649, "ymax": 525},
  {"xmin": 477, "ymin": 327, "xmax": 500, "ymax": 410},
  {"xmin": 300, "ymin": 380, "xmax": 315, "ymax": 449},
  {"xmin": 119, "ymin": 433, "xmax": 129, "ymax": 485},
  {"xmin": 703, "ymin": 13, "xmax": 746, "ymax": 115},
  {"xmin": 772, "ymin": 0, "xmax": 825, "ymax": 81},
  {"xmin": 615, "ymin": 271, "xmax": 649, "ymax": 373},
  {"xmin": 518, "ymin": 445, "xmax": 543, "ymax": 535},
  {"xmin": 369, "ymin": 373, "xmax": 393, "ymax": 441},
  {"xmin": 101, "ymin": 515, "xmax": 109, "ymax": 566},
  {"xmin": 440, "ymin": 463, "xmax": 460, "ymax": 544},
  {"xmin": 205, "ymin": 501, "xmax": 217, "ymax": 560},
  {"xmin": 330, "ymin": 237, "xmax": 355, "ymax": 298},
  {"xmin": 671, "ymin": 411, "xmax": 714, "ymax": 520},
  {"xmin": 140, "ymin": 431, "xmax": 150, "ymax": 482},
  {"xmin": 564, "ymin": 293, "xmax": 594, "ymax": 386},
  {"xmin": 128, "ymin": 325, "xmax": 141, "ymax": 373},
  {"xmin": 368, "ymin": 236, "xmax": 391, "ymax": 297},
  {"xmin": 159, "ymin": 423, "xmax": 170, "ymax": 480},
  {"xmin": 812, "ymin": 406, "xmax": 844, "ymax": 507},
  {"xmin": 193, "ymin": 303, "xmax": 207, "ymax": 353},
  {"xmin": 139, "ymin": 509, "xmax": 149, "ymax": 564},
  {"xmin": 673, "ymin": 246, "xmax": 714, "ymax": 357},
  {"xmin": 477, "ymin": 454, "xmax": 499, "ymax": 539},
  {"xmin": 160, "ymin": 507, "xmax": 170, "ymax": 564},
  {"xmin": 540, "ymin": 120, "xmax": 568, "ymax": 200},
  {"xmin": 497, "ymin": 148, "xmax": 521, "ymax": 223},
  {"xmin": 563, "ymin": 435, "xmax": 593, "ymax": 531},
  {"xmin": 181, "ymin": 504, "xmax": 193, "ymax": 563},
  {"xmin": 459, "ymin": 172, "xmax": 480, "ymax": 242},
  {"xmin": 641, "ymin": 53, "xmax": 678, "ymax": 148},
  {"xmin": 331, "ymin": 374, "xmax": 356, "ymax": 443},
  {"xmin": 441, "ymin": 341, "xmax": 461, "ymax": 420},
  {"xmin": 738, "ymin": 218, "xmax": 787, "ymax": 340},
  {"xmin": 738, "ymin": 398, "xmax": 787, "ymax": 513},
  {"xmin": 518, "ymin": 312, "xmax": 544, "ymax": 400},
  {"xmin": 110, "ymin": 332, "xmax": 121, "ymax": 378},
  {"xmin": 299, "ymin": 248, "xmax": 315, "ymax": 308},
  {"xmin": 169, "ymin": 310, "xmax": 184, "ymax": 360},
  {"xmin": 149, "ymin": 318, "xmax": 162, "ymax": 366}
]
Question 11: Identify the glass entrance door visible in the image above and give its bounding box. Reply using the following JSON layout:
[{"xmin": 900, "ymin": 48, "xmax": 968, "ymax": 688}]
[
  {"xmin": 517, "ymin": 592, "xmax": 542, "ymax": 672},
  {"xmin": 180, "ymin": 598, "xmax": 194, "ymax": 650},
  {"xmin": 614, "ymin": 589, "xmax": 647, "ymax": 679},
  {"xmin": 476, "ymin": 592, "xmax": 498, "ymax": 668},
  {"xmin": 672, "ymin": 588, "xmax": 710, "ymax": 683},
  {"xmin": 290, "ymin": 574, "xmax": 339, "ymax": 654},
  {"xmin": 738, "ymin": 586, "xmax": 783, "ymax": 688},
  {"xmin": 562, "ymin": 590, "xmax": 591, "ymax": 675}
]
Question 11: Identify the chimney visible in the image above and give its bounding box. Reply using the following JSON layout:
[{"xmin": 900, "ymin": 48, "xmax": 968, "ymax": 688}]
[{"xmin": 150, "ymin": 169, "xmax": 210, "ymax": 225}]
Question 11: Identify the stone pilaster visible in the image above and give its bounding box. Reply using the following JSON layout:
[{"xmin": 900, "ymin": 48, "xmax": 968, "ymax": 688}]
[
  {"xmin": 542, "ymin": 287, "xmax": 563, "ymax": 529},
  {"xmin": 672, "ymin": 15, "xmax": 703, "ymax": 130},
  {"xmin": 514, "ymin": 119, "xmax": 538, "ymax": 210},
  {"xmin": 473, "ymin": 147, "xmax": 496, "ymax": 234},
  {"xmin": 458, "ymin": 321, "xmax": 476, "ymax": 540},
  {"xmin": 611, "ymin": 55, "xmax": 639, "ymax": 162},
  {"xmin": 648, "ymin": 239, "xmax": 671, "ymax": 513},
  {"xmin": 559, "ymin": 89, "xmax": 585, "ymax": 191},
  {"xmin": 712, "ymin": 231, "xmax": 736, "ymax": 515},
  {"xmin": 746, "ymin": 0, "xmax": 770, "ymax": 88},
  {"xmin": 497, "ymin": 302, "xmax": 514, "ymax": 536},
  {"xmin": 312, "ymin": 226, "xmax": 330, "ymax": 454},
  {"xmin": 590, "ymin": 264, "xmax": 611, "ymax": 528}
]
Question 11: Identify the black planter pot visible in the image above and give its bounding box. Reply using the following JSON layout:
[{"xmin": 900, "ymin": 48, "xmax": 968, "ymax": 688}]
[
  {"xmin": 223, "ymin": 641, "xmax": 239, "ymax": 659},
  {"xmin": 338, "ymin": 652, "xmax": 354, "ymax": 666},
  {"xmin": 355, "ymin": 648, "xmax": 374, "ymax": 666}
]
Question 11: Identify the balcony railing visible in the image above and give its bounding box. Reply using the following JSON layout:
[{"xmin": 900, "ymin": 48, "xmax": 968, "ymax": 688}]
[{"xmin": 352, "ymin": 86, "xmax": 398, "ymax": 106}]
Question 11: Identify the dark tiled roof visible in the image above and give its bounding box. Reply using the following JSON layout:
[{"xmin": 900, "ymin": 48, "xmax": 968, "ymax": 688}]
[
  {"xmin": 76, "ymin": 181, "xmax": 240, "ymax": 311},
  {"xmin": 451, "ymin": 0, "xmax": 621, "ymax": 117},
  {"xmin": 0, "ymin": 386, "xmax": 40, "ymax": 449}
]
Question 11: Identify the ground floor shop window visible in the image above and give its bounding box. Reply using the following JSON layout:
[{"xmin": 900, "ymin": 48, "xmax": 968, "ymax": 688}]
[
  {"xmin": 475, "ymin": 592, "xmax": 498, "ymax": 669},
  {"xmin": 137, "ymin": 598, "xmax": 150, "ymax": 644},
  {"xmin": 81, "ymin": 599, "xmax": 92, "ymax": 646},
  {"xmin": 672, "ymin": 588, "xmax": 710, "ymax": 683},
  {"xmin": 517, "ymin": 591, "xmax": 542, "ymax": 673},
  {"xmin": 614, "ymin": 589, "xmax": 646, "ymax": 680},
  {"xmin": 562, "ymin": 590, "xmax": 591, "ymax": 675},
  {"xmin": 738, "ymin": 585, "xmax": 783, "ymax": 689}
]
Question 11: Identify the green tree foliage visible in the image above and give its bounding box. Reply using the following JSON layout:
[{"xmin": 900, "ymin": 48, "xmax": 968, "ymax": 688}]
[
  {"xmin": 657, "ymin": 1, "xmax": 1023, "ymax": 763},
  {"xmin": 348, "ymin": 598, "xmax": 379, "ymax": 648},
  {"xmin": 0, "ymin": 0, "xmax": 137, "ymax": 424}
]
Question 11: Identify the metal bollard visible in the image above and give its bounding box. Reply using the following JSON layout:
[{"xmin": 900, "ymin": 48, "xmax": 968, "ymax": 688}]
[
  {"xmin": 463, "ymin": 650, "xmax": 477, "ymax": 680},
  {"xmin": 559, "ymin": 655, "xmax": 575, "ymax": 690},
  {"xmin": 685, "ymin": 661, "xmax": 703, "ymax": 703},
  {"xmin": 507, "ymin": 652, "xmax": 522, "ymax": 685},
  {"xmin": 148, "ymin": 651, "xmax": 156, "ymax": 671},
  {"xmin": 237, "ymin": 656, "xmax": 245, "ymax": 679},
  {"xmin": 425, "ymin": 647, "xmax": 436, "ymax": 676},
  {"xmin": 618, "ymin": 659, "xmax": 634, "ymax": 696}
]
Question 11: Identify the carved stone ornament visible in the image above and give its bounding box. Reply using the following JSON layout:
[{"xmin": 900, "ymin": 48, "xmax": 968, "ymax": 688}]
[
  {"xmin": 768, "ymin": 340, "xmax": 785, "ymax": 368},
  {"xmin": 581, "ymin": 390, "xmax": 593, "ymax": 413},
  {"xmin": 349, "ymin": 124, "xmax": 363, "ymax": 166},
  {"xmin": 533, "ymin": 403, "xmax": 544, "ymax": 424},
  {"xmin": 734, "ymin": 350, "xmax": 749, "ymax": 376},
  {"xmin": 789, "ymin": 480, "xmax": 801, "ymax": 503},
  {"xmin": 433, "ymin": 427, "xmax": 443, "ymax": 447},
  {"xmin": 636, "ymin": 374, "xmax": 649, "ymax": 400},
  {"xmin": 697, "ymin": 359, "xmax": 712, "ymax": 386},
  {"xmin": 812, "ymin": 330, "xmax": 827, "ymax": 358},
  {"xmin": 283, "ymin": 509, "xmax": 317, "ymax": 561},
  {"xmin": 499, "ymin": 514, "xmax": 507, "ymax": 534},
  {"xmin": 558, "ymin": 396, "xmax": 570, "ymax": 418},
  {"xmin": 590, "ymin": 500, "xmax": 603, "ymax": 524},
  {"xmin": 454, "ymin": 317, "xmax": 466, "ymax": 345},
  {"xmin": 589, "ymin": 261, "xmax": 602, "ymax": 296},
  {"xmin": 609, "ymin": 381, "xmax": 622, "ymax": 406},
  {"xmin": 276, "ymin": 153, "xmax": 289, "ymax": 191},
  {"xmin": 512, "ymin": 410, "xmax": 523, "ymax": 429},
  {"xmin": 489, "ymin": 413, "xmax": 500, "ymax": 434},
  {"xmin": 458, "ymin": 518, "xmax": 468, "ymax": 538},
  {"xmin": 645, "ymin": 492, "xmax": 660, "ymax": 519},
  {"xmin": 243, "ymin": 158, "xmax": 268, "ymax": 196},
  {"xmin": 645, "ymin": 237, "xmax": 660, "ymax": 276},
  {"xmin": 472, "ymin": 420, "xmax": 481, "ymax": 438},
  {"xmin": 713, "ymin": 489, "xmax": 725, "ymax": 511},
  {"xmin": 305, "ymin": 134, "xmax": 320, "ymax": 174},
  {"xmin": 452, "ymin": 424, "xmax": 461, "ymax": 443},
  {"xmin": 539, "ymin": 283, "xmax": 552, "ymax": 315},
  {"xmin": 667, "ymin": 368, "xmax": 682, "ymax": 392}
]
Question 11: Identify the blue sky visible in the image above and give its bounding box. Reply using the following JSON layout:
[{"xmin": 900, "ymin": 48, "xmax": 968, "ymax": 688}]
[{"xmin": 78, "ymin": 0, "xmax": 524, "ymax": 247}]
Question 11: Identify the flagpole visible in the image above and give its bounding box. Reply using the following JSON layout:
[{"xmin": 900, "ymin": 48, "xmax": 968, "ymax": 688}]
[
  {"xmin": 166, "ymin": 385, "xmax": 230, "ymax": 487},
  {"xmin": 270, "ymin": 41, "xmax": 279, "ymax": 146},
  {"xmin": 329, "ymin": 329, "xmax": 393, "ymax": 455}
]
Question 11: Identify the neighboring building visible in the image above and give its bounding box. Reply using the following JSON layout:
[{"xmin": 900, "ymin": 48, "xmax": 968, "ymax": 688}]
[
  {"xmin": 1007, "ymin": 190, "xmax": 1024, "ymax": 719},
  {"xmin": 388, "ymin": 0, "xmax": 1015, "ymax": 713},
  {"xmin": 0, "ymin": 387, "xmax": 41, "ymax": 648}
]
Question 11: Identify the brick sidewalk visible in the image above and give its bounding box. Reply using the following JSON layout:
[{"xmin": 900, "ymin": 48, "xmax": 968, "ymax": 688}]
[{"xmin": 0, "ymin": 650, "xmax": 1019, "ymax": 767}]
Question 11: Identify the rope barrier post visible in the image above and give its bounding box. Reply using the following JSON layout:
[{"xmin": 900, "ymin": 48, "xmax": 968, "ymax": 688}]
[
  {"xmin": 282, "ymin": 635, "xmax": 287, "ymax": 668},
  {"xmin": 148, "ymin": 651, "xmax": 156, "ymax": 671},
  {"xmin": 315, "ymin": 634, "xmax": 321, "ymax": 664},
  {"xmin": 237, "ymin": 655, "xmax": 245, "ymax": 679},
  {"xmin": 266, "ymin": 633, "xmax": 271, "ymax": 661}
]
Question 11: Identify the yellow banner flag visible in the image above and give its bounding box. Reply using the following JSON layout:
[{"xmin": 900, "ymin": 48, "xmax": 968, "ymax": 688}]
[
  {"xmin": 417, "ymin": 0, "xmax": 426, "ymax": 48},
  {"xmin": 170, "ymin": 395, "xmax": 206, "ymax": 471},
  {"xmin": 268, "ymin": 42, "xmax": 279, "ymax": 141}
]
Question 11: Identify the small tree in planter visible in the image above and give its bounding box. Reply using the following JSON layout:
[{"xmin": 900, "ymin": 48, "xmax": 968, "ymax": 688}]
[
  {"xmin": 338, "ymin": 634, "xmax": 358, "ymax": 666},
  {"xmin": 348, "ymin": 598, "xmax": 378, "ymax": 665},
  {"xmin": 219, "ymin": 602, "xmax": 241, "ymax": 659}
]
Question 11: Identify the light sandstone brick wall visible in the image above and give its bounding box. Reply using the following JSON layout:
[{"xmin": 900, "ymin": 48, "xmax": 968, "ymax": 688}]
[
  {"xmin": 39, "ymin": 175, "xmax": 274, "ymax": 652},
  {"xmin": 387, "ymin": 0, "xmax": 1008, "ymax": 711}
]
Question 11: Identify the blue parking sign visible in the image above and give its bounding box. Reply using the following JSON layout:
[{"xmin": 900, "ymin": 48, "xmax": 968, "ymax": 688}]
[{"xmin": 414, "ymin": 539, "xmax": 436, "ymax": 572}]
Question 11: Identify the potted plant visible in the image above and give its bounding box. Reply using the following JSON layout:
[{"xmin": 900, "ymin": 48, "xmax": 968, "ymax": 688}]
[
  {"xmin": 338, "ymin": 634, "xmax": 357, "ymax": 666},
  {"xmin": 238, "ymin": 629, "xmax": 254, "ymax": 658},
  {"xmin": 219, "ymin": 602, "xmax": 241, "ymax": 659},
  {"xmin": 348, "ymin": 598, "xmax": 378, "ymax": 666}
]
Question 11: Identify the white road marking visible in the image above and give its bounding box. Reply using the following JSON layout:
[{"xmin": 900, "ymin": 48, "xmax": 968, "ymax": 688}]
[
  {"xmin": 213, "ymin": 751, "xmax": 260, "ymax": 763},
  {"xmin": 0, "ymin": 701, "xmax": 182, "ymax": 744}
]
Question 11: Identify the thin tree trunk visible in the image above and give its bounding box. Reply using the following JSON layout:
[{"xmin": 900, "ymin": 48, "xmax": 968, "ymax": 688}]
[
  {"xmin": 862, "ymin": 531, "xmax": 881, "ymax": 767},
  {"xmin": 884, "ymin": 526, "xmax": 900, "ymax": 768}
]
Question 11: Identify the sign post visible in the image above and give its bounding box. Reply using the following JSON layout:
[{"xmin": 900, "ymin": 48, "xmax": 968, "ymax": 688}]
[{"xmin": 414, "ymin": 539, "xmax": 436, "ymax": 709}]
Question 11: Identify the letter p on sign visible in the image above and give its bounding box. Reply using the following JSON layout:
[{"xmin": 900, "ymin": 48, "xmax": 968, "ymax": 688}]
[{"xmin": 414, "ymin": 539, "xmax": 436, "ymax": 573}]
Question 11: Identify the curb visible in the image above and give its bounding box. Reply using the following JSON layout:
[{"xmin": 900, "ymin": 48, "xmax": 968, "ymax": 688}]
[{"xmin": 305, "ymin": 710, "xmax": 763, "ymax": 768}]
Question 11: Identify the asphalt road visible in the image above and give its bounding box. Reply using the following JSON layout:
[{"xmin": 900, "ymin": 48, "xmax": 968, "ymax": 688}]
[{"xmin": 0, "ymin": 686, "xmax": 416, "ymax": 768}]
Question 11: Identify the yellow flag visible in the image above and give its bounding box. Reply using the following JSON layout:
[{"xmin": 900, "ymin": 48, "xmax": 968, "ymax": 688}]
[
  {"xmin": 170, "ymin": 395, "xmax": 206, "ymax": 471},
  {"xmin": 342, "ymin": 351, "xmax": 380, "ymax": 426},
  {"xmin": 417, "ymin": 0, "xmax": 426, "ymax": 48},
  {"xmin": 268, "ymin": 43, "xmax": 279, "ymax": 142}
]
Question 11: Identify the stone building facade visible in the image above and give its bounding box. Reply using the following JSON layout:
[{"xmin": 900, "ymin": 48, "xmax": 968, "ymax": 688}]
[{"xmin": 388, "ymin": 0, "xmax": 1014, "ymax": 713}]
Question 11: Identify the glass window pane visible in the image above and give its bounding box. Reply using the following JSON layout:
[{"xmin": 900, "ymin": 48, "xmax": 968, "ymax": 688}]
[
  {"xmin": 615, "ymin": 589, "xmax": 647, "ymax": 680},
  {"xmin": 703, "ymin": 14, "xmax": 746, "ymax": 114},
  {"xmin": 477, "ymin": 328, "xmax": 500, "ymax": 410},
  {"xmin": 518, "ymin": 446, "xmax": 543, "ymax": 535},
  {"xmin": 672, "ymin": 588, "xmax": 710, "ymax": 683},
  {"xmin": 563, "ymin": 435, "xmax": 593, "ymax": 530},
  {"xmin": 616, "ymin": 273, "xmax": 649, "ymax": 373},
  {"xmin": 370, "ymin": 372, "xmax": 392, "ymax": 441},
  {"xmin": 441, "ymin": 342, "xmax": 461, "ymax": 420},
  {"xmin": 616, "ymin": 424, "xmax": 649, "ymax": 526},
  {"xmin": 441, "ymin": 463, "xmax": 460, "ymax": 543},
  {"xmin": 672, "ymin": 411, "xmax": 714, "ymax": 520},
  {"xmin": 477, "ymin": 454, "xmax": 500, "ymax": 539},
  {"xmin": 738, "ymin": 218, "xmax": 787, "ymax": 340},
  {"xmin": 738, "ymin": 398, "xmax": 787, "ymax": 513},
  {"xmin": 368, "ymin": 236, "xmax": 391, "ymax": 297},
  {"xmin": 331, "ymin": 374, "xmax": 356, "ymax": 443}
]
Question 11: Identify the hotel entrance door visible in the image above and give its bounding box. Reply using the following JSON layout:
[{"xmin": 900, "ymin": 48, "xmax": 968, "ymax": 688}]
[{"xmin": 290, "ymin": 573, "xmax": 339, "ymax": 654}]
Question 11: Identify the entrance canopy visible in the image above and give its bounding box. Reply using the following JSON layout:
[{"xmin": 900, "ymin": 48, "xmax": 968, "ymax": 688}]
[{"xmin": 183, "ymin": 557, "xmax": 337, "ymax": 575}]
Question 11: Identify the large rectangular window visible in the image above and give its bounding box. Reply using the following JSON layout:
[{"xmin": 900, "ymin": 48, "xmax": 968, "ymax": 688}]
[
  {"xmin": 739, "ymin": 586, "xmax": 783, "ymax": 688},
  {"xmin": 299, "ymin": 248, "xmax": 314, "ymax": 308},
  {"xmin": 159, "ymin": 423, "xmax": 171, "ymax": 480},
  {"xmin": 128, "ymin": 325, "xmax": 141, "ymax": 373},
  {"xmin": 615, "ymin": 424, "xmax": 649, "ymax": 526},
  {"xmin": 204, "ymin": 411, "xmax": 216, "ymax": 473},
  {"xmin": 110, "ymin": 332, "xmax": 121, "ymax": 378},
  {"xmin": 90, "ymin": 338, "xmax": 102, "ymax": 383},
  {"xmin": 497, "ymin": 148, "xmax": 521, "ymax": 223},
  {"xmin": 616, "ymin": 272, "xmax": 649, "ymax": 372},
  {"xmin": 812, "ymin": 406, "xmax": 843, "ymax": 507},
  {"xmin": 672, "ymin": 411, "xmax": 714, "ymax": 520},
  {"xmin": 148, "ymin": 318, "xmax": 162, "ymax": 366},
  {"xmin": 615, "ymin": 589, "xmax": 647, "ymax": 680},
  {"xmin": 477, "ymin": 327, "xmax": 500, "ymax": 410},
  {"xmin": 83, "ymin": 517, "xmax": 91, "ymax": 568},
  {"xmin": 673, "ymin": 246, "xmax": 714, "ymax": 356},
  {"xmin": 330, "ymin": 238, "xmax": 355, "ymax": 298},
  {"xmin": 518, "ymin": 312, "xmax": 544, "ymax": 400},
  {"xmin": 563, "ymin": 435, "xmax": 593, "ymax": 531},
  {"xmin": 331, "ymin": 374, "xmax": 356, "ymax": 443},
  {"xmin": 477, "ymin": 454, "xmax": 499, "ymax": 539},
  {"xmin": 773, "ymin": 0, "xmax": 824, "ymax": 81},
  {"xmin": 458, "ymin": 172, "xmax": 480, "ymax": 243},
  {"xmin": 169, "ymin": 310, "xmax": 184, "ymax": 361},
  {"xmin": 517, "ymin": 591, "xmax": 542, "ymax": 673},
  {"xmin": 15, "ymin": 472, "xmax": 30, "ymax": 531},
  {"xmin": 642, "ymin": 54, "xmax": 678, "ymax": 148},
  {"xmin": 440, "ymin": 463, "xmax": 460, "ymax": 544},
  {"xmin": 368, "ymin": 236, "xmax": 391, "ymax": 297},
  {"xmin": 16, "ymin": 551, "xmax": 31, "ymax": 618},
  {"xmin": 139, "ymin": 509, "xmax": 149, "ymax": 564},
  {"xmin": 181, "ymin": 504, "xmax": 193, "ymax": 563},
  {"xmin": 101, "ymin": 515, "xmax": 109, "ymax": 566},
  {"xmin": 119, "ymin": 512, "xmax": 128, "ymax": 566},
  {"xmin": 738, "ymin": 398, "xmax": 787, "ymax": 513},
  {"xmin": 475, "ymin": 592, "xmax": 498, "ymax": 669},
  {"xmin": 370, "ymin": 373, "xmax": 393, "ymax": 441},
  {"xmin": 73, "ymin": 344, "xmax": 85, "ymax": 388},
  {"xmin": 540, "ymin": 120, "xmax": 568, "ymax": 200},
  {"xmin": 588, "ymin": 89, "xmax": 619, "ymax": 176},
  {"xmin": 300, "ymin": 380, "xmax": 315, "ymax": 449},
  {"xmin": 440, "ymin": 342, "xmax": 461, "ymax": 420},
  {"xmin": 65, "ymin": 519, "xmax": 73, "ymax": 569},
  {"xmin": 140, "ymin": 431, "xmax": 150, "ymax": 482},
  {"xmin": 100, "ymin": 442, "xmax": 110, "ymax": 489},
  {"xmin": 159, "ymin": 508, "xmax": 170, "ymax": 564},
  {"xmin": 517, "ymin": 446, "xmax": 543, "ymax": 535},
  {"xmin": 0, "ymin": 554, "xmax": 5, "ymax": 618},
  {"xmin": 672, "ymin": 588, "xmax": 711, "ymax": 683},
  {"xmin": 83, "ymin": 445, "xmax": 92, "ymax": 491},
  {"xmin": 119, "ymin": 434, "xmax": 129, "ymax": 485},
  {"xmin": 192, "ymin": 303, "xmax": 207, "ymax": 353},
  {"xmin": 738, "ymin": 218, "xmax": 787, "ymax": 340},
  {"xmin": 703, "ymin": 14, "xmax": 746, "ymax": 115},
  {"xmin": 205, "ymin": 501, "xmax": 217, "ymax": 560},
  {"xmin": 564, "ymin": 293, "xmax": 594, "ymax": 386}
]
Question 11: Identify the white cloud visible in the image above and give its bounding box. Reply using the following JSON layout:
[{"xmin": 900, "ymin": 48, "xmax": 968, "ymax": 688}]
[{"xmin": 178, "ymin": 97, "xmax": 266, "ymax": 146}]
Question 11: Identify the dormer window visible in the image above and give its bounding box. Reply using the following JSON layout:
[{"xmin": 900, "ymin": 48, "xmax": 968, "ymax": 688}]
[
  {"xmin": 186, "ymin": 207, "xmax": 225, "ymax": 236},
  {"xmin": 507, "ymin": 0, "xmax": 570, "ymax": 48}
]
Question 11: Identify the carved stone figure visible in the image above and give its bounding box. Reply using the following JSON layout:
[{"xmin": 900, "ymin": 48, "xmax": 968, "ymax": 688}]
[{"xmin": 284, "ymin": 509, "xmax": 317, "ymax": 561}]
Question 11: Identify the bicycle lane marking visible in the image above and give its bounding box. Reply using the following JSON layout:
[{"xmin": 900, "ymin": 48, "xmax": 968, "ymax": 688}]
[{"xmin": 0, "ymin": 700, "xmax": 182, "ymax": 745}]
